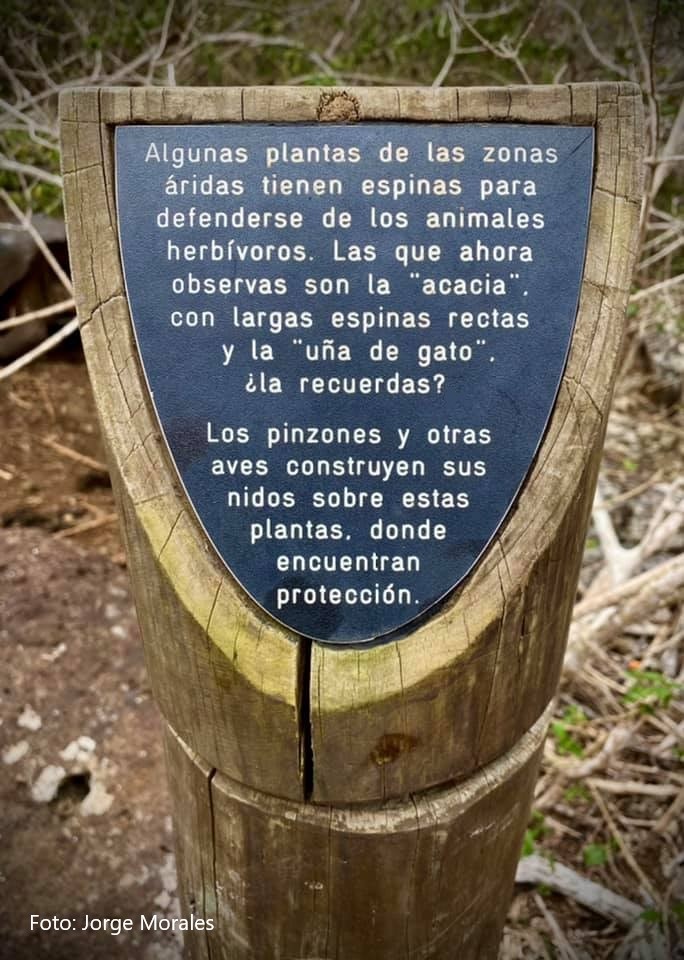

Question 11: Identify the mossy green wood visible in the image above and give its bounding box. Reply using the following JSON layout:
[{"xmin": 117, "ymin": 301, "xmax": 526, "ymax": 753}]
[
  {"xmin": 61, "ymin": 82, "xmax": 641, "ymax": 804},
  {"xmin": 60, "ymin": 87, "xmax": 304, "ymax": 800}
]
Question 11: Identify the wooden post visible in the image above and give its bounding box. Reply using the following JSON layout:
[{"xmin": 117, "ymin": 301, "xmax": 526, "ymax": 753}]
[{"xmin": 60, "ymin": 84, "xmax": 643, "ymax": 958}]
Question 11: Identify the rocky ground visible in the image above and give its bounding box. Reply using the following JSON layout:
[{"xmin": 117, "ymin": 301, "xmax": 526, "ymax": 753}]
[{"xmin": 0, "ymin": 524, "xmax": 181, "ymax": 960}]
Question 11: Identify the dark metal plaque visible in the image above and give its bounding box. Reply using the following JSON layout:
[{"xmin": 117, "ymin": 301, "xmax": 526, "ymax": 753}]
[{"xmin": 116, "ymin": 123, "xmax": 593, "ymax": 644}]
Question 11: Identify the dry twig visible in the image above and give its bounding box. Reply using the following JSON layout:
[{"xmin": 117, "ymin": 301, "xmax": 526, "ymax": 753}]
[{"xmin": 516, "ymin": 855, "xmax": 642, "ymax": 926}]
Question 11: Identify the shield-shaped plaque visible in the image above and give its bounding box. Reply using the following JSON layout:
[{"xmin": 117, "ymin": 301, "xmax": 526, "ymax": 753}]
[{"xmin": 116, "ymin": 123, "xmax": 593, "ymax": 645}]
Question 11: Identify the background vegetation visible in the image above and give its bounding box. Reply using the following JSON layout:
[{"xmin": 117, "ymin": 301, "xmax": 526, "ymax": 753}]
[{"xmin": 0, "ymin": 2, "xmax": 682, "ymax": 958}]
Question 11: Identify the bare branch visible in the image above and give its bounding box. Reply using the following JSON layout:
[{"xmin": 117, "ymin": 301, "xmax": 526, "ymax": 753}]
[
  {"xmin": 553, "ymin": 0, "xmax": 630, "ymax": 78},
  {"xmin": 0, "ymin": 189, "xmax": 72, "ymax": 295},
  {"xmin": 0, "ymin": 299, "xmax": 74, "ymax": 332},
  {"xmin": 650, "ymin": 98, "xmax": 684, "ymax": 200},
  {"xmin": 146, "ymin": 0, "xmax": 176, "ymax": 84},
  {"xmin": 324, "ymin": 0, "xmax": 362, "ymax": 62},
  {"xmin": 0, "ymin": 317, "xmax": 78, "ymax": 381},
  {"xmin": 516, "ymin": 855, "xmax": 642, "ymax": 926},
  {"xmin": 0, "ymin": 156, "xmax": 62, "ymax": 188},
  {"xmin": 432, "ymin": 2, "xmax": 463, "ymax": 88},
  {"xmin": 630, "ymin": 272, "xmax": 684, "ymax": 302},
  {"xmin": 450, "ymin": 2, "xmax": 534, "ymax": 84},
  {"xmin": 533, "ymin": 892, "xmax": 580, "ymax": 960}
]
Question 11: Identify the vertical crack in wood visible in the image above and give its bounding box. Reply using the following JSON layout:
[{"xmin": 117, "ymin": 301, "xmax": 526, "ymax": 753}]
[
  {"xmin": 324, "ymin": 805, "xmax": 334, "ymax": 959},
  {"xmin": 395, "ymin": 640, "xmax": 408, "ymax": 731},
  {"xmin": 406, "ymin": 794, "xmax": 421, "ymax": 959},
  {"xmin": 297, "ymin": 636, "xmax": 314, "ymax": 801},
  {"xmin": 206, "ymin": 766, "xmax": 218, "ymax": 960},
  {"xmin": 157, "ymin": 507, "xmax": 183, "ymax": 560},
  {"xmin": 202, "ymin": 581, "xmax": 224, "ymax": 764}
]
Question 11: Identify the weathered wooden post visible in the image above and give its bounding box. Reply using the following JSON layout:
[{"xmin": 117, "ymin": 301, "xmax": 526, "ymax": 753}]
[{"xmin": 60, "ymin": 84, "xmax": 642, "ymax": 958}]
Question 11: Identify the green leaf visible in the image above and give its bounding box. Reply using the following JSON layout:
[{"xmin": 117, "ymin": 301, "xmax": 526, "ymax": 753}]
[
  {"xmin": 640, "ymin": 907, "xmax": 663, "ymax": 925},
  {"xmin": 521, "ymin": 828, "xmax": 536, "ymax": 857},
  {"xmin": 551, "ymin": 704, "xmax": 587, "ymax": 757},
  {"xmin": 564, "ymin": 784, "xmax": 591, "ymax": 804},
  {"xmin": 583, "ymin": 843, "xmax": 611, "ymax": 867},
  {"xmin": 521, "ymin": 810, "xmax": 548, "ymax": 858},
  {"xmin": 623, "ymin": 669, "xmax": 682, "ymax": 712}
]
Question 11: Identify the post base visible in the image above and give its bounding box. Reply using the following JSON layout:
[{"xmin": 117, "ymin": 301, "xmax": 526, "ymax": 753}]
[{"xmin": 165, "ymin": 704, "xmax": 551, "ymax": 960}]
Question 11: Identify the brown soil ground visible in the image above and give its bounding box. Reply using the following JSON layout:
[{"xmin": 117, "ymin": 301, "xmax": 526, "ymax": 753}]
[
  {"xmin": 0, "ymin": 524, "xmax": 180, "ymax": 960},
  {"xmin": 1, "ymin": 339, "xmax": 123, "ymax": 560},
  {"xmin": 1, "ymin": 339, "xmax": 181, "ymax": 959}
]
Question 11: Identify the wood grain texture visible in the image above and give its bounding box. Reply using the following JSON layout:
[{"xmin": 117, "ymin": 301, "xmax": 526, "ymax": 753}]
[
  {"xmin": 166, "ymin": 704, "xmax": 551, "ymax": 960},
  {"xmin": 60, "ymin": 87, "xmax": 303, "ymax": 800},
  {"xmin": 309, "ymin": 83, "xmax": 643, "ymax": 802},
  {"xmin": 60, "ymin": 84, "xmax": 643, "ymax": 809}
]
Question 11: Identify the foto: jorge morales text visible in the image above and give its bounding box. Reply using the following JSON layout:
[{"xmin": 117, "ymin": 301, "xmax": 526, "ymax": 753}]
[{"xmin": 31, "ymin": 915, "xmax": 214, "ymax": 934}]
